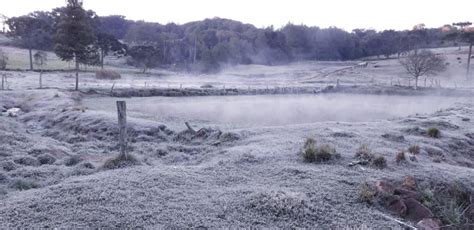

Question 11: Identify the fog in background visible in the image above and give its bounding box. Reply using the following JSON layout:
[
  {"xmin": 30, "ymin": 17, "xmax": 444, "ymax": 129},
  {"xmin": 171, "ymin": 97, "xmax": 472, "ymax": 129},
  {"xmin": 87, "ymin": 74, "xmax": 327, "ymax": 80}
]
[
  {"xmin": 84, "ymin": 94, "xmax": 468, "ymax": 128},
  {"xmin": 2, "ymin": 0, "xmax": 473, "ymax": 30}
]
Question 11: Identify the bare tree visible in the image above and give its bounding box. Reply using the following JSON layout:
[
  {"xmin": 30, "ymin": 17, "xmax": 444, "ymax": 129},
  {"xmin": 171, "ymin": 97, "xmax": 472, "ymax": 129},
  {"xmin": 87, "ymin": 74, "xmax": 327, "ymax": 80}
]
[
  {"xmin": 0, "ymin": 49, "xmax": 8, "ymax": 90},
  {"xmin": 399, "ymin": 50, "xmax": 447, "ymax": 90},
  {"xmin": 34, "ymin": 51, "xmax": 47, "ymax": 89}
]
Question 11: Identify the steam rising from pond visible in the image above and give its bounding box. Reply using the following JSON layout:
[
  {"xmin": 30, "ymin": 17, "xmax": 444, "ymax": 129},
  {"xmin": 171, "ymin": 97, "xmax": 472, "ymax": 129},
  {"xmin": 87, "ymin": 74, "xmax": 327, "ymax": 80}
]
[{"xmin": 84, "ymin": 94, "xmax": 467, "ymax": 128}]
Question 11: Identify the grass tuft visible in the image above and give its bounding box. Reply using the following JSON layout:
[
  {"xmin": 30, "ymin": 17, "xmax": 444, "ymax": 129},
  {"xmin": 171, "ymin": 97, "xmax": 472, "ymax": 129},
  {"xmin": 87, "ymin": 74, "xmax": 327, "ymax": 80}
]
[
  {"xmin": 408, "ymin": 145, "xmax": 421, "ymax": 155},
  {"xmin": 102, "ymin": 154, "xmax": 140, "ymax": 170},
  {"xmin": 302, "ymin": 138, "xmax": 339, "ymax": 163},
  {"xmin": 358, "ymin": 182, "xmax": 376, "ymax": 204},
  {"xmin": 427, "ymin": 127, "xmax": 441, "ymax": 138},
  {"xmin": 395, "ymin": 151, "xmax": 406, "ymax": 164},
  {"xmin": 372, "ymin": 155, "xmax": 387, "ymax": 169}
]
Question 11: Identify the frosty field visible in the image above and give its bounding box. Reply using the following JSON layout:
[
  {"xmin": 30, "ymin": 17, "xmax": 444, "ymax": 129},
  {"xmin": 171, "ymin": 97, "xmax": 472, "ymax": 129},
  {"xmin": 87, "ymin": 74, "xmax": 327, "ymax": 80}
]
[{"xmin": 0, "ymin": 46, "xmax": 473, "ymax": 228}]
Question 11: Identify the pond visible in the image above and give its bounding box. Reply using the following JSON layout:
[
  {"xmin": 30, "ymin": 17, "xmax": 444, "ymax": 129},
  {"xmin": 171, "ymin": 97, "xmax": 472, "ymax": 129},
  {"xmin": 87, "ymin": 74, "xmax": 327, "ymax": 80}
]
[{"xmin": 83, "ymin": 94, "xmax": 466, "ymax": 128}]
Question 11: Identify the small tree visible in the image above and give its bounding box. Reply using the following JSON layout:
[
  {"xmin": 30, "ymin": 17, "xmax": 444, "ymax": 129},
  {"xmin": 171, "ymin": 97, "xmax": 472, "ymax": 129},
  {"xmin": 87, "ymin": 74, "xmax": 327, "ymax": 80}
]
[
  {"xmin": 6, "ymin": 12, "xmax": 54, "ymax": 70},
  {"xmin": 34, "ymin": 51, "xmax": 47, "ymax": 89},
  {"xmin": 399, "ymin": 50, "xmax": 447, "ymax": 89},
  {"xmin": 127, "ymin": 45, "xmax": 160, "ymax": 73},
  {"xmin": 54, "ymin": 0, "xmax": 99, "ymax": 91}
]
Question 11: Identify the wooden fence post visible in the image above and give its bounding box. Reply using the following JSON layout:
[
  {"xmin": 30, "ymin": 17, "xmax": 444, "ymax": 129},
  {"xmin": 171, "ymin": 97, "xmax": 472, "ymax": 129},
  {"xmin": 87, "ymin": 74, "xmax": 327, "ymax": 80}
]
[{"xmin": 116, "ymin": 101, "xmax": 128, "ymax": 159}]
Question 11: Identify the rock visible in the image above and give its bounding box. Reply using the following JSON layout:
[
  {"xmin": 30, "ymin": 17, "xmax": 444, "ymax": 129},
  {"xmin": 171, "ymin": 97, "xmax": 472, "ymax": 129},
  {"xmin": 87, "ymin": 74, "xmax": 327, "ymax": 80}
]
[
  {"xmin": 402, "ymin": 176, "xmax": 417, "ymax": 190},
  {"xmin": 5, "ymin": 108, "xmax": 22, "ymax": 117},
  {"xmin": 375, "ymin": 180, "xmax": 395, "ymax": 194},
  {"xmin": 416, "ymin": 218, "xmax": 441, "ymax": 230},
  {"xmin": 394, "ymin": 188, "xmax": 423, "ymax": 201},
  {"xmin": 403, "ymin": 198, "xmax": 433, "ymax": 222},
  {"xmin": 386, "ymin": 195, "xmax": 407, "ymax": 216}
]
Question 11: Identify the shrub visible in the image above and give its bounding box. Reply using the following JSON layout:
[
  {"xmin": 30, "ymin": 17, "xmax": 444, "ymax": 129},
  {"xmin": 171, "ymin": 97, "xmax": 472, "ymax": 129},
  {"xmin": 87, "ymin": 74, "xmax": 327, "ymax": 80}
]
[
  {"xmin": 358, "ymin": 182, "xmax": 376, "ymax": 204},
  {"xmin": 372, "ymin": 155, "xmax": 387, "ymax": 169},
  {"xmin": 102, "ymin": 154, "xmax": 140, "ymax": 170},
  {"xmin": 9, "ymin": 179, "xmax": 38, "ymax": 191},
  {"xmin": 95, "ymin": 69, "xmax": 121, "ymax": 80},
  {"xmin": 427, "ymin": 127, "xmax": 440, "ymax": 138},
  {"xmin": 395, "ymin": 151, "xmax": 406, "ymax": 164},
  {"xmin": 408, "ymin": 145, "xmax": 420, "ymax": 155},
  {"xmin": 64, "ymin": 155, "xmax": 82, "ymax": 166}
]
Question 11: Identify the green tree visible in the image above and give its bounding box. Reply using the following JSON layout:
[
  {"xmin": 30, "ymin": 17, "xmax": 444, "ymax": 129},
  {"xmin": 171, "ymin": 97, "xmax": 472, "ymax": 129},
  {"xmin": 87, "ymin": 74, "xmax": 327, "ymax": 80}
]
[
  {"xmin": 127, "ymin": 45, "xmax": 161, "ymax": 73},
  {"xmin": 97, "ymin": 33, "xmax": 126, "ymax": 68},
  {"xmin": 6, "ymin": 12, "xmax": 54, "ymax": 70},
  {"xmin": 54, "ymin": 0, "xmax": 99, "ymax": 91}
]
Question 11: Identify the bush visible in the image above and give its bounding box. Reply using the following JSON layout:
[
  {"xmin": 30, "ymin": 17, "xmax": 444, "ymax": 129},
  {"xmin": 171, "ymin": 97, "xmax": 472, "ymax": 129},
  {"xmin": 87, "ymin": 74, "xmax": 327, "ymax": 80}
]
[
  {"xmin": 9, "ymin": 179, "xmax": 38, "ymax": 191},
  {"xmin": 102, "ymin": 154, "xmax": 140, "ymax": 170},
  {"xmin": 95, "ymin": 69, "xmax": 121, "ymax": 80},
  {"xmin": 427, "ymin": 127, "xmax": 440, "ymax": 138},
  {"xmin": 408, "ymin": 145, "xmax": 420, "ymax": 155},
  {"xmin": 395, "ymin": 151, "xmax": 406, "ymax": 164},
  {"xmin": 302, "ymin": 138, "xmax": 339, "ymax": 163},
  {"xmin": 372, "ymin": 155, "xmax": 387, "ymax": 169}
]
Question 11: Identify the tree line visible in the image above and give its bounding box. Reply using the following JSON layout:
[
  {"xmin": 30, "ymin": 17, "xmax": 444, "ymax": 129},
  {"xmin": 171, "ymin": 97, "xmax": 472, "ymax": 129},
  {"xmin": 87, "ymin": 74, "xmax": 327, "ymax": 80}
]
[{"xmin": 3, "ymin": 0, "xmax": 471, "ymax": 79}]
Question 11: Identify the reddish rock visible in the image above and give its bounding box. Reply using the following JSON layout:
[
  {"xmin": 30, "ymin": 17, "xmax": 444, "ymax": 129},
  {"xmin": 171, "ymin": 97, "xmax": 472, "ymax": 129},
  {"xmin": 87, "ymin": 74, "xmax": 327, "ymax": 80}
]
[
  {"xmin": 394, "ymin": 188, "xmax": 423, "ymax": 201},
  {"xmin": 404, "ymin": 198, "xmax": 433, "ymax": 222},
  {"xmin": 417, "ymin": 218, "xmax": 441, "ymax": 230},
  {"xmin": 402, "ymin": 176, "xmax": 417, "ymax": 190},
  {"xmin": 386, "ymin": 195, "xmax": 407, "ymax": 216},
  {"xmin": 375, "ymin": 180, "xmax": 395, "ymax": 194}
]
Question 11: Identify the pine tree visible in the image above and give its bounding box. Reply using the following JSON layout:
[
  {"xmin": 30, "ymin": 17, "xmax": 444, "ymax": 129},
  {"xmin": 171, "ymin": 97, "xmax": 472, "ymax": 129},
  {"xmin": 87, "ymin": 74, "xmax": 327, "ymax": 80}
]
[{"xmin": 54, "ymin": 0, "xmax": 98, "ymax": 91}]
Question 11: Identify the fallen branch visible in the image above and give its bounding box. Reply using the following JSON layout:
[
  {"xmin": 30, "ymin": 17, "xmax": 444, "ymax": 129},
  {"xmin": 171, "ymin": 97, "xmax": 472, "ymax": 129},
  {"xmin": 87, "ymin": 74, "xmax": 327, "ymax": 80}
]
[
  {"xmin": 377, "ymin": 212, "xmax": 417, "ymax": 230},
  {"xmin": 185, "ymin": 122, "xmax": 196, "ymax": 134}
]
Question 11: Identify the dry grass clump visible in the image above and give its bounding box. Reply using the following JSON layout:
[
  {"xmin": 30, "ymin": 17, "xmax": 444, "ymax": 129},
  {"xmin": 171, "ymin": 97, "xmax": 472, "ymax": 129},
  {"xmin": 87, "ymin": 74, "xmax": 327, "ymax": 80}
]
[
  {"xmin": 355, "ymin": 144, "xmax": 374, "ymax": 160},
  {"xmin": 358, "ymin": 182, "xmax": 376, "ymax": 204},
  {"xmin": 427, "ymin": 127, "xmax": 441, "ymax": 138},
  {"xmin": 102, "ymin": 154, "xmax": 140, "ymax": 170},
  {"xmin": 408, "ymin": 145, "xmax": 420, "ymax": 155},
  {"xmin": 95, "ymin": 69, "xmax": 121, "ymax": 80},
  {"xmin": 302, "ymin": 138, "xmax": 339, "ymax": 163},
  {"xmin": 395, "ymin": 151, "xmax": 406, "ymax": 164},
  {"xmin": 372, "ymin": 155, "xmax": 387, "ymax": 169}
]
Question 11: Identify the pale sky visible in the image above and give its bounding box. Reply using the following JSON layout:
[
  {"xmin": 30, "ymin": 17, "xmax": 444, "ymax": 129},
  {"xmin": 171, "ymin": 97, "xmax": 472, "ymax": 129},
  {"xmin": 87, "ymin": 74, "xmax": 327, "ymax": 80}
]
[{"xmin": 0, "ymin": 0, "xmax": 472, "ymax": 31}]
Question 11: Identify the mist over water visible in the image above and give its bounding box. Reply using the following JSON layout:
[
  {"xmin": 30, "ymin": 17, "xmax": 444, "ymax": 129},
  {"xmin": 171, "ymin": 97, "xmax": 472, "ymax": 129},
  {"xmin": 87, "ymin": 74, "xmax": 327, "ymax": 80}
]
[{"xmin": 85, "ymin": 94, "xmax": 467, "ymax": 128}]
